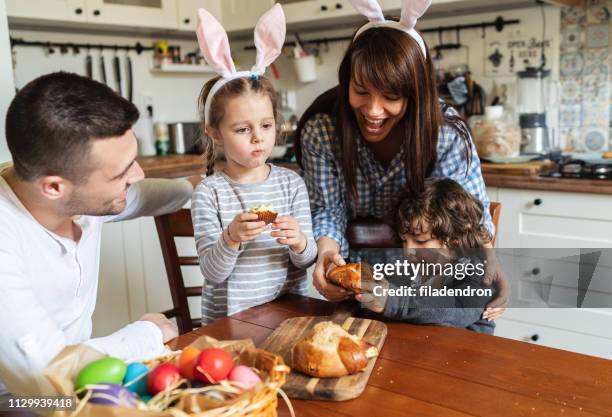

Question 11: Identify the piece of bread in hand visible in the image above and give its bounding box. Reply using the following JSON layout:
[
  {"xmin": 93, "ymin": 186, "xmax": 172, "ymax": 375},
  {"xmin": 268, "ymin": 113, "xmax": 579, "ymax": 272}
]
[
  {"xmin": 292, "ymin": 321, "xmax": 378, "ymax": 378},
  {"xmin": 327, "ymin": 262, "xmax": 373, "ymax": 294},
  {"xmin": 249, "ymin": 204, "xmax": 278, "ymax": 224}
]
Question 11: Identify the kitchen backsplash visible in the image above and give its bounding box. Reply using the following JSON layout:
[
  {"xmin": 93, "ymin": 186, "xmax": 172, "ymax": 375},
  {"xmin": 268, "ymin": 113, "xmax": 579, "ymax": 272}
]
[{"xmin": 559, "ymin": 0, "xmax": 611, "ymax": 152}]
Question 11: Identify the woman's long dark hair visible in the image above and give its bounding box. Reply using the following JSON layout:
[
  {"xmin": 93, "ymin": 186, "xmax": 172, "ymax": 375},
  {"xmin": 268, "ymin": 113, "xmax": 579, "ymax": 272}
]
[{"xmin": 336, "ymin": 26, "xmax": 472, "ymax": 201}]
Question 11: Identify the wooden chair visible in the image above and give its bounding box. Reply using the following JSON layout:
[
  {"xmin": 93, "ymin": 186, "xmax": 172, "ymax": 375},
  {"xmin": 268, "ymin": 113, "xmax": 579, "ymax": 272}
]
[
  {"xmin": 154, "ymin": 209, "xmax": 201, "ymax": 334},
  {"xmin": 346, "ymin": 202, "xmax": 501, "ymax": 248}
]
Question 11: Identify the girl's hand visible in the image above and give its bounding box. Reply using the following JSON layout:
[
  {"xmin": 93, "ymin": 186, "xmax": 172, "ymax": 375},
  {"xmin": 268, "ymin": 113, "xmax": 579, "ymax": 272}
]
[
  {"xmin": 224, "ymin": 213, "xmax": 267, "ymax": 248},
  {"xmin": 271, "ymin": 216, "xmax": 306, "ymax": 253},
  {"xmin": 313, "ymin": 250, "xmax": 348, "ymax": 302}
]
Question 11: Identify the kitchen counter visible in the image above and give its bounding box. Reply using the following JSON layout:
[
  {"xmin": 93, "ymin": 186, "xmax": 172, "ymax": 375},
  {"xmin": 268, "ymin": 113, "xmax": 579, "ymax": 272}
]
[
  {"xmin": 483, "ymin": 172, "xmax": 612, "ymax": 195},
  {"xmin": 139, "ymin": 155, "xmax": 612, "ymax": 195},
  {"xmin": 138, "ymin": 154, "xmax": 206, "ymax": 179},
  {"xmin": 169, "ymin": 294, "xmax": 612, "ymax": 417}
]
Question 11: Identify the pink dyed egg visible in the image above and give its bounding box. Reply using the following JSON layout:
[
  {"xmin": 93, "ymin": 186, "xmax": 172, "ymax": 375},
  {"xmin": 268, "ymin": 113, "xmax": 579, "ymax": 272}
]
[{"xmin": 228, "ymin": 365, "xmax": 261, "ymax": 390}]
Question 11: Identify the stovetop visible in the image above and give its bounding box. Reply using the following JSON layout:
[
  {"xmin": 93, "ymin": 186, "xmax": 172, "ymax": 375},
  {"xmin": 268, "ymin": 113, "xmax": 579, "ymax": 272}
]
[{"xmin": 540, "ymin": 158, "xmax": 612, "ymax": 180}]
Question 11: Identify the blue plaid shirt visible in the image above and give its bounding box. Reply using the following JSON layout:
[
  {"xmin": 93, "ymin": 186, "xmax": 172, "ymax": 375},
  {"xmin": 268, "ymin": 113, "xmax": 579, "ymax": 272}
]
[{"xmin": 301, "ymin": 108, "xmax": 493, "ymax": 256}]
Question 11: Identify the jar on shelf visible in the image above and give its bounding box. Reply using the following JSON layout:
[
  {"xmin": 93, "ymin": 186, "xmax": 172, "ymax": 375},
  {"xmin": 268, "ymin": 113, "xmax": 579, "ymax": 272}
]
[{"xmin": 469, "ymin": 106, "xmax": 521, "ymax": 158}]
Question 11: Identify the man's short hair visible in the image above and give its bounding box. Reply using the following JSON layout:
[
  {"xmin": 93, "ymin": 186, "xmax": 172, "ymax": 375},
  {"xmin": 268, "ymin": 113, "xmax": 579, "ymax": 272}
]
[{"xmin": 5, "ymin": 71, "xmax": 139, "ymax": 182}]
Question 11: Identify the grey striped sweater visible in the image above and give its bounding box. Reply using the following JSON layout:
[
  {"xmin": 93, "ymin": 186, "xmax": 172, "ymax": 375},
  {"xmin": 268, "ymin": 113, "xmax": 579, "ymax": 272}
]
[{"xmin": 191, "ymin": 165, "xmax": 317, "ymax": 324}]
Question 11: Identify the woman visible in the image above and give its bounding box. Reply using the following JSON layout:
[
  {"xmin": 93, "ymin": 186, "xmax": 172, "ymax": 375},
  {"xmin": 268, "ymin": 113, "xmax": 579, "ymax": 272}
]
[{"xmin": 299, "ymin": 1, "xmax": 507, "ymax": 318}]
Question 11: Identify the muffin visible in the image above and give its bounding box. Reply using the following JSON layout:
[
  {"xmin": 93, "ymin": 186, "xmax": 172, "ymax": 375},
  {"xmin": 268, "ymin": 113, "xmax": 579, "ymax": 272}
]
[{"xmin": 249, "ymin": 204, "xmax": 278, "ymax": 224}]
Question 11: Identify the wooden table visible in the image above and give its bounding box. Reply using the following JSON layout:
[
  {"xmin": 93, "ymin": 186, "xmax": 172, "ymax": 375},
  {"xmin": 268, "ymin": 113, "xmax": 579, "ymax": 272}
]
[{"xmin": 168, "ymin": 294, "xmax": 612, "ymax": 417}]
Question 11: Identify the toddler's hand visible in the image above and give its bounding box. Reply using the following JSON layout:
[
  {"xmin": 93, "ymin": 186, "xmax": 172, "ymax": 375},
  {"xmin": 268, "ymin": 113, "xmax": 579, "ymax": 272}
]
[
  {"xmin": 225, "ymin": 213, "xmax": 267, "ymax": 247},
  {"xmin": 482, "ymin": 306, "xmax": 506, "ymax": 321},
  {"xmin": 271, "ymin": 216, "xmax": 306, "ymax": 253},
  {"xmin": 355, "ymin": 277, "xmax": 389, "ymax": 314}
]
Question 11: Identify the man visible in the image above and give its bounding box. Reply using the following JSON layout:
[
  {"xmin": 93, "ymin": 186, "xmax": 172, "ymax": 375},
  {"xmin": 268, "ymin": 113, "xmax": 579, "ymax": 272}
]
[{"xmin": 0, "ymin": 72, "xmax": 193, "ymax": 395}]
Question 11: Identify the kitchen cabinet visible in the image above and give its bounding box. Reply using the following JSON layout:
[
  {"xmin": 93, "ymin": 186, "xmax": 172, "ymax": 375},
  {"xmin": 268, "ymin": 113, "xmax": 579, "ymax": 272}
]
[
  {"xmin": 495, "ymin": 188, "xmax": 612, "ymax": 248},
  {"xmin": 221, "ymin": 0, "xmax": 274, "ymax": 32},
  {"xmin": 6, "ymin": 0, "xmax": 87, "ymax": 22},
  {"xmin": 487, "ymin": 186, "xmax": 612, "ymax": 359},
  {"xmin": 176, "ymin": 0, "xmax": 221, "ymax": 32},
  {"xmin": 281, "ymin": 0, "xmax": 356, "ymax": 25},
  {"xmin": 86, "ymin": 0, "xmax": 177, "ymax": 29}
]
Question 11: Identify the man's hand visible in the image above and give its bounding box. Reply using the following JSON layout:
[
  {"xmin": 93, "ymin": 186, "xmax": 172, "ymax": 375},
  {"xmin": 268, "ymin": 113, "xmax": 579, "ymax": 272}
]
[
  {"xmin": 140, "ymin": 313, "xmax": 178, "ymax": 343},
  {"xmin": 271, "ymin": 216, "xmax": 306, "ymax": 253}
]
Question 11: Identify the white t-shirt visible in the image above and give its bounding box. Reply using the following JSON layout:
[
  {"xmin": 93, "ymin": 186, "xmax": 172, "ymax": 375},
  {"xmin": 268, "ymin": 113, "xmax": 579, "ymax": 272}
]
[{"xmin": 0, "ymin": 174, "xmax": 192, "ymax": 395}]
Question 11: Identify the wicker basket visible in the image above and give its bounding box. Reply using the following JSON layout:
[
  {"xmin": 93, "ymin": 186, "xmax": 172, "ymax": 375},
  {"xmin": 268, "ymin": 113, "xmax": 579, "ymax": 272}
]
[
  {"xmin": 180, "ymin": 348, "xmax": 290, "ymax": 417},
  {"xmin": 65, "ymin": 343, "xmax": 291, "ymax": 417}
]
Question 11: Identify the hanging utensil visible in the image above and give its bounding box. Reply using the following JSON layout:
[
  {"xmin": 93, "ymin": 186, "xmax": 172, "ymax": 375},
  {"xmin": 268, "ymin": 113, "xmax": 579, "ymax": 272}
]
[
  {"xmin": 99, "ymin": 52, "xmax": 107, "ymax": 85},
  {"xmin": 125, "ymin": 54, "xmax": 133, "ymax": 102},
  {"xmin": 85, "ymin": 47, "xmax": 93, "ymax": 79},
  {"xmin": 113, "ymin": 53, "xmax": 122, "ymax": 96}
]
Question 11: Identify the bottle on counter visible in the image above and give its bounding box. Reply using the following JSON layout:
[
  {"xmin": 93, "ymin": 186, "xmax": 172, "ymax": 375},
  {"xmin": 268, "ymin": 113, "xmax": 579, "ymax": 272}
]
[{"xmin": 154, "ymin": 122, "xmax": 170, "ymax": 156}]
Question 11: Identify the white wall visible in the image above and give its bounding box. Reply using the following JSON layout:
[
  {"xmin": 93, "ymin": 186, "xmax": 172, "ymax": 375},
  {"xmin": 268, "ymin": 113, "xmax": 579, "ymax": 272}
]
[{"xmin": 0, "ymin": 0, "xmax": 16, "ymax": 163}]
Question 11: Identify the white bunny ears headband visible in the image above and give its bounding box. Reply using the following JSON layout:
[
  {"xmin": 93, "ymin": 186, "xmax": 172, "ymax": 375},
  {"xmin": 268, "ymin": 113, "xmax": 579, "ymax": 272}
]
[
  {"xmin": 349, "ymin": 0, "xmax": 432, "ymax": 58},
  {"xmin": 196, "ymin": 4, "xmax": 286, "ymax": 123}
]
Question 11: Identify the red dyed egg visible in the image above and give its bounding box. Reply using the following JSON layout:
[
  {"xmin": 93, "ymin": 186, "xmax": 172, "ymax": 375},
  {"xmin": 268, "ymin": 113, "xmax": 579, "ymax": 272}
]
[
  {"xmin": 147, "ymin": 363, "xmax": 182, "ymax": 395},
  {"xmin": 194, "ymin": 348, "xmax": 234, "ymax": 384}
]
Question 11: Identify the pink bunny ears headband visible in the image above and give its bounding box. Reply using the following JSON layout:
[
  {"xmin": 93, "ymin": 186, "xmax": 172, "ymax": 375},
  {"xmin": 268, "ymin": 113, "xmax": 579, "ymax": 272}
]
[
  {"xmin": 196, "ymin": 4, "xmax": 286, "ymax": 123},
  {"xmin": 349, "ymin": 0, "xmax": 432, "ymax": 58}
]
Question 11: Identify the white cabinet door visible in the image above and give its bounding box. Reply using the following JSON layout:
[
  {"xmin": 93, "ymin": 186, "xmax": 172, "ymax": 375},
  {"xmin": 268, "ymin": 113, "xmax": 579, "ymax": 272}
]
[
  {"xmin": 87, "ymin": 0, "xmax": 178, "ymax": 29},
  {"xmin": 282, "ymin": 0, "xmax": 354, "ymax": 25},
  {"xmin": 93, "ymin": 221, "xmax": 131, "ymax": 337},
  {"xmin": 222, "ymin": 0, "xmax": 274, "ymax": 32},
  {"xmin": 176, "ymin": 0, "xmax": 221, "ymax": 32},
  {"xmin": 6, "ymin": 0, "xmax": 87, "ymax": 22}
]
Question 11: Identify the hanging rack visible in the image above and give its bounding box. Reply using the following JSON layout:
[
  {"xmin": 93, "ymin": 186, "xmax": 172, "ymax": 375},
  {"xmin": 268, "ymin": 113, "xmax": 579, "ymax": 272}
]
[
  {"xmin": 243, "ymin": 16, "xmax": 519, "ymax": 51},
  {"xmin": 9, "ymin": 37, "xmax": 154, "ymax": 55}
]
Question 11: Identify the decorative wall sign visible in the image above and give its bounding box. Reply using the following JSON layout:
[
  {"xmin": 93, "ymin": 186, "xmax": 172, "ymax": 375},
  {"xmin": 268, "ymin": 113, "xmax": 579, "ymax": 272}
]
[{"xmin": 485, "ymin": 36, "xmax": 553, "ymax": 76}]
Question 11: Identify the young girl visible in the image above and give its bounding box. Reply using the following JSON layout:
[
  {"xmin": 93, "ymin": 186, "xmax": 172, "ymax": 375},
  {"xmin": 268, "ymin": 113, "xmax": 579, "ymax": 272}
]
[
  {"xmin": 191, "ymin": 5, "xmax": 317, "ymax": 324},
  {"xmin": 355, "ymin": 177, "xmax": 503, "ymax": 334}
]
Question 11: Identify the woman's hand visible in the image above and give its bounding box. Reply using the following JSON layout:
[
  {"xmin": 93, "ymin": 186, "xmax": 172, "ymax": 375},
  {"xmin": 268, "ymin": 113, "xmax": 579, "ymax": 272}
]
[
  {"xmin": 224, "ymin": 213, "xmax": 267, "ymax": 249},
  {"xmin": 482, "ymin": 247, "xmax": 509, "ymax": 320},
  {"xmin": 271, "ymin": 216, "xmax": 306, "ymax": 253},
  {"xmin": 313, "ymin": 237, "xmax": 348, "ymax": 301}
]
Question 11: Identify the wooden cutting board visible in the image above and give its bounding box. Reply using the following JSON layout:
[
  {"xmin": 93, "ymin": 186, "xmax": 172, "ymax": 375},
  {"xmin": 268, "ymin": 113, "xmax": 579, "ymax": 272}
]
[
  {"xmin": 260, "ymin": 315, "xmax": 387, "ymax": 401},
  {"xmin": 481, "ymin": 160, "xmax": 555, "ymax": 175}
]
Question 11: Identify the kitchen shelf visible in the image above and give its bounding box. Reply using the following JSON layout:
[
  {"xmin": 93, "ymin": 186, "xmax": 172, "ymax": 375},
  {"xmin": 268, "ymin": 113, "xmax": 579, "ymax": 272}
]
[{"xmin": 150, "ymin": 63, "xmax": 216, "ymax": 74}]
